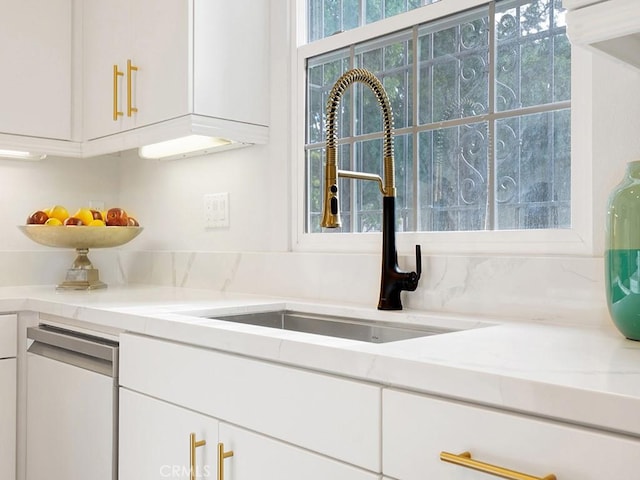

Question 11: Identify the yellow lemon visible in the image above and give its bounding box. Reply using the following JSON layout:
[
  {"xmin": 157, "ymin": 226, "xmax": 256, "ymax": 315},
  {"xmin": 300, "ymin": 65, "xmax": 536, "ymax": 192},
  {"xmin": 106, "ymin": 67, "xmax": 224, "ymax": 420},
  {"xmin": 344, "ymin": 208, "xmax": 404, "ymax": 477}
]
[
  {"xmin": 87, "ymin": 219, "xmax": 106, "ymax": 227},
  {"xmin": 100, "ymin": 210, "xmax": 107, "ymax": 222},
  {"xmin": 48, "ymin": 205, "xmax": 69, "ymax": 222},
  {"xmin": 43, "ymin": 208, "xmax": 52, "ymax": 217},
  {"xmin": 44, "ymin": 217, "xmax": 63, "ymax": 226},
  {"xmin": 73, "ymin": 208, "xmax": 95, "ymax": 226}
]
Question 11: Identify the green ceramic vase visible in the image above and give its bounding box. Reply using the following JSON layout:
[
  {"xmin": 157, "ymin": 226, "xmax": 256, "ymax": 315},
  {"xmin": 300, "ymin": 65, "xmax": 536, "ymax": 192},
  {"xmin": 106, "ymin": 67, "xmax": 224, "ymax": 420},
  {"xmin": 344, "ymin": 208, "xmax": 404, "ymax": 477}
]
[{"xmin": 605, "ymin": 160, "xmax": 640, "ymax": 341}]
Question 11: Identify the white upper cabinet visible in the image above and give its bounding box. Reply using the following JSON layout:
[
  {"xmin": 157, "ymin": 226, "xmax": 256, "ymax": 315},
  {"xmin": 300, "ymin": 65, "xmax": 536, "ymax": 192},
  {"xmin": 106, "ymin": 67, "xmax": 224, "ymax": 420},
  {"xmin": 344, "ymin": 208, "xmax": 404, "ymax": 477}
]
[
  {"xmin": 0, "ymin": 0, "xmax": 72, "ymax": 140},
  {"xmin": 83, "ymin": 0, "xmax": 269, "ymax": 154},
  {"xmin": 566, "ymin": 0, "xmax": 640, "ymax": 69},
  {"xmin": 83, "ymin": 0, "xmax": 190, "ymax": 139}
]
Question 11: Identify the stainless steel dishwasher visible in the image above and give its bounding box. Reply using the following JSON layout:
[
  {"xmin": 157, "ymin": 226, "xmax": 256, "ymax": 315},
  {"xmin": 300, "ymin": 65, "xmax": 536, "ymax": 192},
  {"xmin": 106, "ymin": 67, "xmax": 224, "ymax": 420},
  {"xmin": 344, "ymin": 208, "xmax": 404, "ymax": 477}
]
[{"xmin": 26, "ymin": 325, "xmax": 118, "ymax": 480}]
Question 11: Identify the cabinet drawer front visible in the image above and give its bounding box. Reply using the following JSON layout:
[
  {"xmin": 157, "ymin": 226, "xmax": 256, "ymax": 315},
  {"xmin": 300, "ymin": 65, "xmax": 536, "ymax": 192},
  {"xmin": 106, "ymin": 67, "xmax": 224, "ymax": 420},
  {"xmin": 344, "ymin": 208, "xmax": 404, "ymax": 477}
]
[
  {"xmin": 0, "ymin": 314, "xmax": 17, "ymax": 358},
  {"xmin": 120, "ymin": 334, "xmax": 381, "ymax": 471},
  {"xmin": 383, "ymin": 389, "xmax": 640, "ymax": 480}
]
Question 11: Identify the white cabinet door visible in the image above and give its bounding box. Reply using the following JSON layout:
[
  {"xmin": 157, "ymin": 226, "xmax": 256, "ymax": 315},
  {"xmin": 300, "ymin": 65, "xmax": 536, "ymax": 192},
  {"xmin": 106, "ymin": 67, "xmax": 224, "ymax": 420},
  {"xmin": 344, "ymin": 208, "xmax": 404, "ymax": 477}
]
[
  {"xmin": 26, "ymin": 353, "xmax": 113, "ymax": 480},
  {"xmin": 193, "ymin": 0, "xmax": 269, "ymax": 126},
  {"xmin": 83, "ymin": 0, "xmax": 189, "ymax": 140},
  {"xmin": 383, "ymin": 388, "xmax": 640, "ymax": 480},
  {"xmin": 83, "ymin": 0, "xmax": 133, "ymax": 139},
  {"xmin": 119, "ymin": 388, "xmax": 219, "ymax": 480},
  {"xmin": 0, "ymin": 0, "xmax": 71, "ymax": 139},
  {"xmin": 0, "ymin": 359, "xmax": 16, "ymax": 480},
  {"xmin": 130, "ymin": 0, "xmax": 190, "ymax": 128},
  {"xmin": 219, "ymin": 423, "xmax": 379, "ymax": 480},
  {"xmin": 0, "ymin": 314, "xmax": 17, "ymax": 358}
]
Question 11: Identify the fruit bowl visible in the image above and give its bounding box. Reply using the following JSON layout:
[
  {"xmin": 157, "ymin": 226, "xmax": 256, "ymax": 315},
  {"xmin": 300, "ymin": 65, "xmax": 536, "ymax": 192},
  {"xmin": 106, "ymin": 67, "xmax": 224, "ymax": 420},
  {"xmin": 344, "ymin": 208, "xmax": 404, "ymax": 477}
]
[{"xmin": 18, "ymin": 225, "xmax": 143, "ymax": 290}]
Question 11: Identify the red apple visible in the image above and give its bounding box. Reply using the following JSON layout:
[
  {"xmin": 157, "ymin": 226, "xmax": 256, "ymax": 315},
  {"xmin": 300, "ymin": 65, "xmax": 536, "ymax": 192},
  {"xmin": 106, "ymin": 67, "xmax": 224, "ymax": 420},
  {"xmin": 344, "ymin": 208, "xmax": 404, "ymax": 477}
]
[
  {"xmin": 64, "ymin": 217, "xmax": 83, "ymax": 226},
  {"xmin": 106, "ymin": 208, "xmax": 129, "ymax": 226},
  {"xmin": 27, "ymin": 210, "xmax": 49, "ymax": 225},
  {"xmin": 127, "ymin": 216, "xmax": 139, "ymax": 226},
  {"xmin": 90, "ymin": 209, "xmax": 102, "ymax": 220}
]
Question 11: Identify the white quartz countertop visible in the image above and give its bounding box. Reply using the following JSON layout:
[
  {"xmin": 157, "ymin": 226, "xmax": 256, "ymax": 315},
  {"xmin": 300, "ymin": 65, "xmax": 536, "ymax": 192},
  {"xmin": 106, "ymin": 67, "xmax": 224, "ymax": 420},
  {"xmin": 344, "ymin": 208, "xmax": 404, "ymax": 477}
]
[{"xmin": 5, "ymin": 284, "xmax": 640, "ymax": 437}]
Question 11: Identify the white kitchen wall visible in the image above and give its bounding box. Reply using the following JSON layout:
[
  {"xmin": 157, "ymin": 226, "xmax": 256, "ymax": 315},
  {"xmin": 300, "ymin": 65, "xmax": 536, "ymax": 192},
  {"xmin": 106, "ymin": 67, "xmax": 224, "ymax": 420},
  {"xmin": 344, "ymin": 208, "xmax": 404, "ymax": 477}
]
[
  {"xmin": 0, "ymin": 155, "xmax": 122, "ymax": 286},
  {"xmin": 2, "ymin": 4, "xmax": 640, "ymax": 329}
]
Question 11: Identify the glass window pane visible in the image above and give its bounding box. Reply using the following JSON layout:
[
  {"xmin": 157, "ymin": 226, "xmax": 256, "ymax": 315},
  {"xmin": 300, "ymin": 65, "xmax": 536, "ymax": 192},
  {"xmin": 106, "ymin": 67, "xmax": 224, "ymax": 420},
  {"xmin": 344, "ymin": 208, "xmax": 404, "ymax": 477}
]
[
  {"xmin": 323, "ymin": 0, "xmax": 342, "ymax": 38},
  {"xmin": 495, "ymin": 109, "xmax": 570, "ymax": 230},
  {"xmin": 418, "ymin": 122, "xmax": 489, "ymax": 232},
  {"xmin": 553, "ymin": 33, "xmax": 571, "ymax": 103},
  {"xmin": 306, "ymin": 147, "xmax": 325, "ymax": 233},
  {"xmin": 394, "ymin": 133, "xmax": 415, "ymax": 231},
  {"xmin": 356, "ymin": 33, "xmax": 413, "ymax": 133},
  {"xmin": 305, "ymin": 0, "xmax": 571, "ymax": 234},
  {"xmin": 310, "ymin": 1, "xmax": 442, "ymax": 42},
  {"xmin": 343, "ymin": 0, "xmax": 361, "ymax": 32},
  {"xmin": 418, "ymin": 9, "xmax": 489, "ymax": 125},
  {"xmin": 307, "ymin": 51, "xmax": 351, "ymax": 145},
  {"xmin": 496, "ymin": 0, "xmax": 568, "ymax": 111},
  {"xmin": 355, "ymin": 139, "xmax": 384, "ymax": 231}
]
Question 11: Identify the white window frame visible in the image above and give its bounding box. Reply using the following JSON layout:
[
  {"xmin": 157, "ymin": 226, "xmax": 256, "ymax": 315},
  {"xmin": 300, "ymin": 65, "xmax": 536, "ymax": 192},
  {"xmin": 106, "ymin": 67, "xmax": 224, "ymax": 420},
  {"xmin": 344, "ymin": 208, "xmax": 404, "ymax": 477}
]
[{"xmin": 290, "ymin": 0, "xmax": 595, "ymax": 256}]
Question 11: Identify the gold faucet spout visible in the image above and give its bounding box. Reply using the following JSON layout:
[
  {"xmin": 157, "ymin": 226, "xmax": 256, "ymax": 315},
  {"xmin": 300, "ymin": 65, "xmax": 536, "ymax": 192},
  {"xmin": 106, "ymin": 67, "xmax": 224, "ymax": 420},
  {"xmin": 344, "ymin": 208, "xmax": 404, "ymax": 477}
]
[{"xmin": 321, "ymin": 68, "xmax": 396, "ymax": 229}]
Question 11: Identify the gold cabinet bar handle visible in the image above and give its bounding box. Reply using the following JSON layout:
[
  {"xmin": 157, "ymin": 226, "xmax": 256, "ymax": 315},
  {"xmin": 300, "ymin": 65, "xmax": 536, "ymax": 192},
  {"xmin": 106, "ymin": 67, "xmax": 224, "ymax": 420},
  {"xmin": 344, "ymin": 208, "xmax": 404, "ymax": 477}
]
[
  {"xmin": 189, "ymin": 433, "xmax": 206, "ymax": 480},
  {"xmin": 217, "ymin": 442, "xmax": 234, "ymax": 480},
  {"xmin": 440, "ymin": 451, "xmax": 557, "ymax": 480},
  {"xmin": 113, "ymin": 65, "xmax": 124, "ymax": 121},
  {"xmin": 127, "ymin": 59, "xmax": 139, "ymax": 117}
]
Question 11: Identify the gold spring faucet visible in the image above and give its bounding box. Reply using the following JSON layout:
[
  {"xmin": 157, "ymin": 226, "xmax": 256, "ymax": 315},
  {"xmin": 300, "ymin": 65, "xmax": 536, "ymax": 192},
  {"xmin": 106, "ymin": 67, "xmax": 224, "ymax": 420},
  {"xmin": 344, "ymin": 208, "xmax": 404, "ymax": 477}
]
[{"xmin": 321, "ymin": 68, "xmax": 422, "ymax": 310}]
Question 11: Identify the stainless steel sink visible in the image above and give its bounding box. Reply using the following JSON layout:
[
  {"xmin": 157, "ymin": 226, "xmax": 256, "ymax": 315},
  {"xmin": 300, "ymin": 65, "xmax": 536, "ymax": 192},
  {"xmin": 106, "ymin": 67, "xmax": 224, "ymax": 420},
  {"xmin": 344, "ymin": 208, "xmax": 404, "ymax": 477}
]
[{"xmin": 208, "ymin": 310, "xmax": 457, "ymax": 343}]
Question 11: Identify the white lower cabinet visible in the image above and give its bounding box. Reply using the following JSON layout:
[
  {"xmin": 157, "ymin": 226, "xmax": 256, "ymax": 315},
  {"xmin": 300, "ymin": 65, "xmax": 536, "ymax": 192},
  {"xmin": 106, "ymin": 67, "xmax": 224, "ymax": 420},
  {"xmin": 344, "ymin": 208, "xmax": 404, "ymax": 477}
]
[
  {"xmin": 119, "ymin": 388, "xmax": 218, "ymax": 479},
  {"xmin": 0, "ymin": 313, "xmax": 17, "ymax": 480},
  {"xmin": 119, "ymin": 333, "xmax": 381, "ymax": 473},
  {"xmin": 383, "ymin": 388, "xmax": 640, "ymax": 480},
  {"xmin": 120, "ymin": 388, "xmax": 379, "ymax": 480},
  {"xmin": 0, "ymin": 358, "xmax": 16, "ymax": 480}
]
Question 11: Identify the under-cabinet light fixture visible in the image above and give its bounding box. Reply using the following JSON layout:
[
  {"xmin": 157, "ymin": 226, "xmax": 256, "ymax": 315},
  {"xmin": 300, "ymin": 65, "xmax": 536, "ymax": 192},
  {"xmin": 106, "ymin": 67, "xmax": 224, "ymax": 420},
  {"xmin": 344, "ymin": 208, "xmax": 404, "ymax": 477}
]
[
  {"xmin": 138, "ymin": 135, "xmax": 234, "ymax": 160},
  {"xmin": 0, "ymin": 149, "xmax": 47, "ymax": 161}
]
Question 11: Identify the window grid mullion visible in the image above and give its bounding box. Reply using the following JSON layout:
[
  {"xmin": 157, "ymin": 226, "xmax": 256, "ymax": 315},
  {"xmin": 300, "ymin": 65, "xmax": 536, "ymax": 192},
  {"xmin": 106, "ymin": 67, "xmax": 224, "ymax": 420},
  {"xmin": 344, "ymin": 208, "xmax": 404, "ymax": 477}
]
[
  {"xmin": 412, "ymin": 24, "xmax": 420, "ymax": 232},
  {"xmin": 487, "ymin": 1, "xmax": 497, "ymax": 230},
  {"xmin": 549, "ymin": 0, "xmax": 557, "ymax": 220}
]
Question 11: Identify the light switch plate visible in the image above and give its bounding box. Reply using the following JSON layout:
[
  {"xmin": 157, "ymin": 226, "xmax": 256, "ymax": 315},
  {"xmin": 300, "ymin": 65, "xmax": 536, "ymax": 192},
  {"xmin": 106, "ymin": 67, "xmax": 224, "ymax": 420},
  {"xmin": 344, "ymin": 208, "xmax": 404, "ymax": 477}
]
[{"xmin": 203, "ymin": 192, "xmax": 229, "ymax": 228}]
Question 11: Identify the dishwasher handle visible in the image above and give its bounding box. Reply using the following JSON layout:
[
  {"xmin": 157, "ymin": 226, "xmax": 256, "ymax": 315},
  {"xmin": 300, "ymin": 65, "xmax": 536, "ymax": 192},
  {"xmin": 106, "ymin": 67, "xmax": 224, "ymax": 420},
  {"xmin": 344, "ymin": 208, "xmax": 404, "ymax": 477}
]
[{"xmin": 27, "ymin": 325, "xmax": 118, "ymax": 378}]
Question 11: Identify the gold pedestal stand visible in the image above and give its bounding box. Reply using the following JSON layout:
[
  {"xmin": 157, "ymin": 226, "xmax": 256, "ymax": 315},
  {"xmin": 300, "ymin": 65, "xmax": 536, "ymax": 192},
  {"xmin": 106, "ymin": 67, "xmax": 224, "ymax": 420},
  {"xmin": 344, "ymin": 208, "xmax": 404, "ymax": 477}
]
[
  {"xmin": 57, "ymin": 248, "xmax": 107, "ymax": 290},
  {"xmin": 18, "ymin": 225, "xmax": 143, "ymax": 291}
]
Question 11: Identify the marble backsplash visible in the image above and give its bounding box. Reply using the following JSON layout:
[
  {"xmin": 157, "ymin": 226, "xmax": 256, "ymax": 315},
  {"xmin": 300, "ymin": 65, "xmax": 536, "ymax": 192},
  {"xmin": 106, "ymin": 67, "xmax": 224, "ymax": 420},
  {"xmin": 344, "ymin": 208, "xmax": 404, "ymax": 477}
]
[
  {"xmin": 0, "ymin": 249, "xmax": 608, "ymax": 327},
  {"xmin": 115, "ymin": 250, "xmax": 609, "ymax": 328}
]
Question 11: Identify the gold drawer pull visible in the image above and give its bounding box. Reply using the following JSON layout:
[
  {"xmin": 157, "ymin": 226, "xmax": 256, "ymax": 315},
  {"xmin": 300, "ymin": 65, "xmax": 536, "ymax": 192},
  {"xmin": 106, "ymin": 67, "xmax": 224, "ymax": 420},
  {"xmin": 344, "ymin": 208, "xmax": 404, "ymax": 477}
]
[
  {"xmin": 126, "ymin": 59, "xmax": 139, "ymax": 117},
  {"xmin": 440, "ymin": 451, "xmax": 557, "ymax": 480},
  {"xmin": 217, "ymin": 442, "xmax": 234, "ymax": 480},
  {"xmin": 189, "ymin": 433, "xmax": 206, "ymax": 480},
  {"xmin": 112, "ymin": 64, "xmax": 124, "ymax": 121}
]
